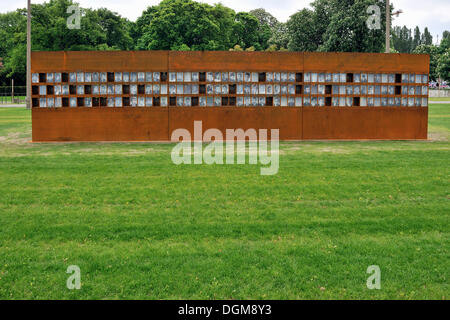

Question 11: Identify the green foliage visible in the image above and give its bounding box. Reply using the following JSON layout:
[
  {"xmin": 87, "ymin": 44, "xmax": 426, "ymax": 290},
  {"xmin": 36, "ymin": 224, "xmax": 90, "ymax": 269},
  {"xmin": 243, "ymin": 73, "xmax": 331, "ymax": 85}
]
[
  {"xmin": 441, "ymin": 31, "xmax": 450, "ymax": 50},
  {"xmin": 136, "ymin": 0, "xmax": 235, "ymax": 51},
  {"xmin": 287, "ymin": 0, "xmax": 386, "ymax": 53},
  {"xmin": 0, "ymin": 0, "xmax": 132, "ymax": 85},
  {"xmin": 392, "ymin": 26, "xmax": 413, "ymax": 53},
  {"xmin": 413, "ymin": 44, "xmax": 440, "ymax": 80},
  {"xmin": 249, "ymin": 8, "xmax": 286, "ymax": 50},
  {"xmin": 437, "ymin": 48, "xmax": 450, "ymax": 81},
  {"xmin": 287, "ymin": 9, "xmax": 320, "ymax": 52},
  {"xmin": 393, "ymin": 25, "xmax": 434, "ymax": 53}
]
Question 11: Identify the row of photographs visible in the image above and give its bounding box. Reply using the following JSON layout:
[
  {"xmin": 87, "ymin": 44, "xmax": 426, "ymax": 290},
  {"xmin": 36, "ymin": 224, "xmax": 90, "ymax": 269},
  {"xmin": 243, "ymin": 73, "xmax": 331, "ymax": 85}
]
[
  {"xmin": 32, "ymin": 72, "xmax": 429, "ymax": 84},
  {"xmin": 35, "ymin": 96, "xmax": 429, "ymax": 108},
  {"xmin": 33, "ymin": 84, "xmax": 429, "ymax": 96}
]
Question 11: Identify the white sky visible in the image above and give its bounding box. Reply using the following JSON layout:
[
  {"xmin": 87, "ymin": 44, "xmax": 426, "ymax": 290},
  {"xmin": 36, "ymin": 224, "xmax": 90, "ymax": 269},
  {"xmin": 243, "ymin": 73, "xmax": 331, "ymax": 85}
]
[{"xmin": 2, "ymin": 0, "xmax": 449, "ymax": 44}]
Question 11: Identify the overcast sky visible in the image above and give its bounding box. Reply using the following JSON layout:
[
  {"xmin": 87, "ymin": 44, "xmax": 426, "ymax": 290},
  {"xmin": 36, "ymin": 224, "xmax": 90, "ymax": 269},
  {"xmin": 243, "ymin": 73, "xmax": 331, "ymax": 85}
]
[{"xmin": 3, "ymin": 0, "xmax": 449, "ymax": 43}]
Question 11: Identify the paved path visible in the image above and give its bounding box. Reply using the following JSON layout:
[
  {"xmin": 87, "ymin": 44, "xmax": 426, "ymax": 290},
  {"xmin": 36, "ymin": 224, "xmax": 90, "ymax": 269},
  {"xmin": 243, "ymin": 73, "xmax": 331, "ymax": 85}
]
[
  {"xmin": 0, "ymin": 104, "xmax": 26, "ymax": 108},
  {"xmin": 430, "ymin": 101, "xmax": 450, "ymax": 104}
]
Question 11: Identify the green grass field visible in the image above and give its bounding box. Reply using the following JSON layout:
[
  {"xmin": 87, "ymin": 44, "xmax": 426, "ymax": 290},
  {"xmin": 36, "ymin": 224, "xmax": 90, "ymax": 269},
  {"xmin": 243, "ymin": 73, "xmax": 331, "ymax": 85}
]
[
  {"xmin": 430, "ymin": 97, "xmax": 450, "ymax": 102},
  {"xmin": 0, "ymin": 105, "xmax": 448, "ymax": 300}
]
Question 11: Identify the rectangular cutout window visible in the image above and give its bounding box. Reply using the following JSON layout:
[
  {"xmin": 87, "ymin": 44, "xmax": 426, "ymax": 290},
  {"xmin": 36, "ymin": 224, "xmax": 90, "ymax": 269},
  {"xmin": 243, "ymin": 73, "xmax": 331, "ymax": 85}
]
[
  {"xmin": 353, "ymin": 97, "xmax": 360, "ymax": 107},
  {"xmin": 259, "ymin": 72, "xmax": 266, "ymax": 82},
  {"xmin": 62, "ymin": 97, "xmax": 69, "ymax": 107},
  {"xmin": 107, "ymin": 72, "xmax": 114, "ymax": 82},
  {"xmin": 346, "ymin": 73, "xmax": 354, "ymax": 83},
  {"xmin": 39, "ymin": 73, "xmax": 46, "ymax": 83}
]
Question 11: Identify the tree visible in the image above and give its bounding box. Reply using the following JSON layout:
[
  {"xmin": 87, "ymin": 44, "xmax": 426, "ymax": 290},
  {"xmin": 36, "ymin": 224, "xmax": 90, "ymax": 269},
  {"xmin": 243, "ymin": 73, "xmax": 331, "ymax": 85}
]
[
  {"xmin": 437, "ymin": 48, "xmax": 450, "ymax": 81},
  {"xmin": 441, "ymin": 30, "xmax": 450, "ymax": 49},
  {"xmin": 287, "ymin": 0, "xmax": 387, "ymax": 53},
  {"xmin": 135, "ymin": 0, "xmax": 236, "ymax": 51},
  {"xmin": 422, "ymin": 27, "xmax": 433, "ymax": 46},
  {"xmin": 392, "ymin": 26, "xmax": 413, "ymax": 53},
  {"xmin": 287, "ymin": 9, "xmax": 320, "ymax": 51},
  {"xmin": 232, "ymin": 12, "xmax": 261, "ymax": 50},
  {"xmin": 413, "ymin": 44, "xmax": 440, "ymax": 81},
  {"xmin": 249, "ymin": 8, "xmax": 280, "ymax": 50},
  {"xmin": 413, "ymin": 26, "xmax": 421, "ymax": 50}
]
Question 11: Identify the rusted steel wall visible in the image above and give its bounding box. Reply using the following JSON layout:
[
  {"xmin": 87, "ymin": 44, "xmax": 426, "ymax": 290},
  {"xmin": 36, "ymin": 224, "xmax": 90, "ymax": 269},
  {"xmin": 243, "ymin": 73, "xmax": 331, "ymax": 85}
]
[
  {"xmin": 168, "ymin": 51, "xmax": 304, "ymax": 72},
  {"xmin": 31, "ymin": 51, "xmax": 429, "ymax": 142},
  {"xmin": 169, "ymin": 107, "xmax": 301, "ymax": 141},
  {"xmin": 303, "ymin": 52, "xmax": 429, "ymax": 73},
  {"xmin": 302, "ymin": 107, "xmax": 428, "ymax": 140},
  {"xmin": 32, "ymin": 108, "xmax": 169, "ymax": 142}
]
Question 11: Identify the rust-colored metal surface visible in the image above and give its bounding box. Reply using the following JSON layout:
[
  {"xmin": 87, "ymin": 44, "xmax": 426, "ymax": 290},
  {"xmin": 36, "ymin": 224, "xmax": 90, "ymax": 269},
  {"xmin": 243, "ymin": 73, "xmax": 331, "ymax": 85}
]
[
  {"xmin": 31, "ymin": 51, "xmax": 430, "ymax": 142},
  {"xmin": 32, "ymin": 108, "xmax": 169, "ymax": 142},
  {"xmin": 169, "ymin": 51, "xmax": 304, "ymax": 72},
  {"xmin": 303, "ymin": 107, "xmax": 428, "ymax": 140},
  {"xmin": 169, "ymin": 107, "xmax": 301, "ymax": 141},
  {"xmin": 32, "ymin": 51, "xmax": 169, "ymax": 72},
  {"xmin": 303, "ymin": 52, "xmax": 429, "ymax": 73}
]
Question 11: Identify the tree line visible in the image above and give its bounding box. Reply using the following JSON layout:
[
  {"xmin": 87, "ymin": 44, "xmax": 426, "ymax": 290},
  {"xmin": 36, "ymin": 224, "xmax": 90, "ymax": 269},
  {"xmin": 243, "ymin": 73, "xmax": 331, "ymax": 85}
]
[{"xmin": 0, "ymin": 0, "xmax": 449, "ymax": 86}]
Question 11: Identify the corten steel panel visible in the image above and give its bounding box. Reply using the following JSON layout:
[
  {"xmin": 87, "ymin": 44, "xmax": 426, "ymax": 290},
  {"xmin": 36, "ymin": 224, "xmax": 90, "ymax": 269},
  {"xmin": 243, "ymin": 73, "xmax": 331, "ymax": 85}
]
[
  {"xmin": 304, "ymin": 52, "xmax": 429, "ymax": 73},
  {"xmin": 31, "ymin": 51, "xmax": 430, "ymax": 142},
  {"xmin": 169, "ymin": 51, "xmax": 304, "ymax": 71},
  {"xmin": 32, "ymin": 51, "xmax": 169, "ymax": 72},
  {"xmin": 32, "ymin": 108, "xmax": 169, "ymax": 142},
  {"xmin": 169, "ymin": 107, "xmax": 302, "ymax": 141},
  {"xmin": 303, "ymin": 107, "xmax": 428, "ymax": 140}
]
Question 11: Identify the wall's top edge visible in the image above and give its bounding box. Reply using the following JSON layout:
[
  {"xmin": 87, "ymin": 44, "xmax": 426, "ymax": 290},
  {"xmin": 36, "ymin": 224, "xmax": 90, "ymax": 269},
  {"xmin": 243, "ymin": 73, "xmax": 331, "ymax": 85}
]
[{"xmin": 31, "ymin": 51, "xmax": 430, "ymax": 73}]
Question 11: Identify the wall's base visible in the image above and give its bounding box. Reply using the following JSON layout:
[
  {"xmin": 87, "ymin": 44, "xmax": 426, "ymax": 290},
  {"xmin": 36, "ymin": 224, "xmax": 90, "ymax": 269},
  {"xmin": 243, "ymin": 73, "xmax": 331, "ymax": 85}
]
[{"xmin": 32, "ymin": 107, "xmax": 428, "ymax": 142}]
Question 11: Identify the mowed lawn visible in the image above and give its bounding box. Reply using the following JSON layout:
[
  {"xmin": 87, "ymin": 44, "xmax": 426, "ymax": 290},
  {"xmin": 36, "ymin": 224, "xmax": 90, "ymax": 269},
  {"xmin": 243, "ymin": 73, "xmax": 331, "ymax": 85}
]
[{"xmin": 0, "ymin": 106, "xmax": 448, "ymax": 300}]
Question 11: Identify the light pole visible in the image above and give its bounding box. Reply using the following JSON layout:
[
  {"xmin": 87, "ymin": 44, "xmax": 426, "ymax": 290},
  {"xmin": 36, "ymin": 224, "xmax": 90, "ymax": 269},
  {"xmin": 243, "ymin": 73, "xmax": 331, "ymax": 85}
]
[
  {"xmin": 385, "ymin": 0, "xmax": 390, "ymax": 53},
  {"xmin": 385, "ymin": 1, "xmax": 403, "ymax": 53},
  {"xmin": 26, "ymin": 0, "xmax": 31, "ymax": 109}
]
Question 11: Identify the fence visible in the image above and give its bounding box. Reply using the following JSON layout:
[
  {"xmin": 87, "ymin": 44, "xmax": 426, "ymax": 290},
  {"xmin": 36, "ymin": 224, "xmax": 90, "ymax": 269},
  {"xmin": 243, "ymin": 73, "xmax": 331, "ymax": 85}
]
[
  {"xmin": 429, "ymin": 89, "xmax": 450, "ymax": 98},
  {"xmin": 0, "ymin": 86, "xmax": 26, "ymax": 104}
]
